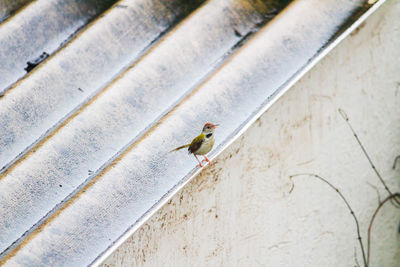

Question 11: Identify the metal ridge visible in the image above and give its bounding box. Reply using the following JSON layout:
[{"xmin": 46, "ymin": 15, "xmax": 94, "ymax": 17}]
[
  {"xmin": 0, "ymin": 0, "xmax": 117, "ymax": 94},
  {"xmin": 0, "ymin": 0, "xmax": 33, "ymax": 23},
  {"xmin": 0, "ymin": 0, "xmax": 207, "ymax": 257},
  {"xmin": 0, "ymin": 0, "xmax": 385, "ymax": 265},
  {"xmin": 0, "ymin": 0, "xmax": 204, "ymax": 174}
]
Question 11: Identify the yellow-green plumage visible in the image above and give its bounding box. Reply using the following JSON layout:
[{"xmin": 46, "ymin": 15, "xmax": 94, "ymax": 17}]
[
  {"xmin": 190, "ymin": 133, "xmax": 214, "ymax": 155},
  {"xmin": 171, "ymin": 133, "xmax": 214, "ymax": 155},
  {"xmin": 171, "ymin": 122, "xmax": 218, "ymax": 167}
]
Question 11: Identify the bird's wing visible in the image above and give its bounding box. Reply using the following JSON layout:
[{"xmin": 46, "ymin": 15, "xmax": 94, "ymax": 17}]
[{"xmin": 188, "ymin": 133, "xmax": 205, "ymax": 154}]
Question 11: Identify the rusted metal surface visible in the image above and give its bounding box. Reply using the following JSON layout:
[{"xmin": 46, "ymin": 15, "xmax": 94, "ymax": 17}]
[{"xmin": 0, "ymin": 0, "xmax": 384, "ymax": 265}]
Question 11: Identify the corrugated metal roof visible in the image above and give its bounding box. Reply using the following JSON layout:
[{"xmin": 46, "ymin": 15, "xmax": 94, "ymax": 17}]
[
  {"xmin": 0, "ymin": 0, "xmax": 118, "ymax": 94},
  {"xmin": 0, "ymin": 0, "xmax": 32, "ymax": 23},
  {"xmin": 0, "ymin": 0, "xmax": 384, "ymax": 265}
]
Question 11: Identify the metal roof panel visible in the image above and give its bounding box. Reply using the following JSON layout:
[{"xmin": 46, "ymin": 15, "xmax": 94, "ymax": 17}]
[{"xmin": 0, "ymin": 0, "xmax": 204, "ymax": 173}]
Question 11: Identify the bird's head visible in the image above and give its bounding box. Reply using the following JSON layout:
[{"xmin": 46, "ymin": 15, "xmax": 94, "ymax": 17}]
[{"xmin": 202, "ymin": 122, "xmax": 219, "ymax": 135}]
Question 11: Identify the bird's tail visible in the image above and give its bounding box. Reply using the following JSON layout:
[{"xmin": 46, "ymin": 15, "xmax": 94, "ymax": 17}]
[{"xmin": 170, "ymin": 144, "xmax": 190, "ymax": 152}]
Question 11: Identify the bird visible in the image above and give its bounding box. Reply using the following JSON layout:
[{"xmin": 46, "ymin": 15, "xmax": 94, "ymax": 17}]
[{"xmin": 171, "ymin": 122, "xmax": 219, "ymax": 167}]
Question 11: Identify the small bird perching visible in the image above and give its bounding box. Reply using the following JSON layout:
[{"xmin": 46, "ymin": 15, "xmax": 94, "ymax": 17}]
[{"xmin": 171, "ymin": 122, "xmax": 219, "ymax": 167}]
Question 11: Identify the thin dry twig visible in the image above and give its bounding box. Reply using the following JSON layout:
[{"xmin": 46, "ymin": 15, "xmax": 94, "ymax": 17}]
[
  {"xmin": 366, "ymin": 182, "xmax": 382, "ymax": 204},
  {"xmin": 290, "ymin": 173, "xmax": 367, "ymax": 266},
  {"xmin": 289, "ymin": 109, "xmax": 400, "ymax": 266},
  {"xmin": 338, "ymin": 109, "xmax": 400, "ymax": 207},
  {"xmin": 367, "ymin": 193, "xmax": 400, "ymax": 266}
]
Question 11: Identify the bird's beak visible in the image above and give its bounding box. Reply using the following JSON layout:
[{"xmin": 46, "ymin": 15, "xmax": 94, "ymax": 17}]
[{"xmin": 212, "ymin": 123, "xmax": 219, "ymax": 129}]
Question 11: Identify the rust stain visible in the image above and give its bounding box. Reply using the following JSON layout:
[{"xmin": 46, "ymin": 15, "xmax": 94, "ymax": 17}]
[{"xmin": 350, "ymin": 21, "xmax": 366, "ymax": 36}]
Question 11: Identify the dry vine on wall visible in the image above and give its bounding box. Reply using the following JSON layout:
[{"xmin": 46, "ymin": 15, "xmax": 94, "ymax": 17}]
[{"xmin": 289, "ymin": 109, "xmax": 400, "ymax": 267}]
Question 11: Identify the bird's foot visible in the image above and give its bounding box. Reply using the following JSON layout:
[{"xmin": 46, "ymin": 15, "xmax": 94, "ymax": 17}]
[
  {"xmin": 194, "ymin": 155, "xmax": 204, "ymax": 167},
  {"xmin": 202, "ymin": 155, "xmax": 212, "ymax": 165}
]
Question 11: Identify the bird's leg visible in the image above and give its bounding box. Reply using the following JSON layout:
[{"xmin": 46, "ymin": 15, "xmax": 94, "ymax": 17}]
[
  {"xmin": 194, "ymin": 154, "xmax": 203, "ymax": 167},
  {"xmin": 202, "ymin": 155, "xmax": 212, "ymax": 165}
]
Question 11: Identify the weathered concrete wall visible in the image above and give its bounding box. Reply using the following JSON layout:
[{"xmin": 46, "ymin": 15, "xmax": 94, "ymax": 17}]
[{"xmin": 102, "ymin": 0, "xmax": 400, "ymax": 266}]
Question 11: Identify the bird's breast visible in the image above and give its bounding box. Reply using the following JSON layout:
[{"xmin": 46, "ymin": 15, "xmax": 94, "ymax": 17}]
[{"xmin": 193, "ymin": 137, "xmax": 214, "ymax": 155}]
